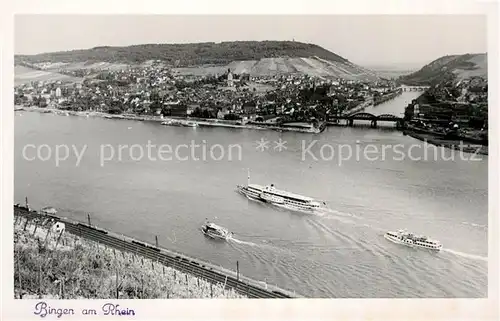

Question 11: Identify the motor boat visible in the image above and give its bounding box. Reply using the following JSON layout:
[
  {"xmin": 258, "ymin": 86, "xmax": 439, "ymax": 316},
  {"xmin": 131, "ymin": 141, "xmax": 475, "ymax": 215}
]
[{"xmin": 201, "ymin": 221, "xmax": 233, "ymax": 241}]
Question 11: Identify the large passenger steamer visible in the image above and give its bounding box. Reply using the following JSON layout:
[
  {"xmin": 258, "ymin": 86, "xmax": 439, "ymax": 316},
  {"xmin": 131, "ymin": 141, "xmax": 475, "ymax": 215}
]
[
  {"xmin": 384, "ymin": 229, "xmax": 443, "ymax": 251},
  {"xmin": 236, "ymin": 170, "xmax": 326, "ymax": 212}
]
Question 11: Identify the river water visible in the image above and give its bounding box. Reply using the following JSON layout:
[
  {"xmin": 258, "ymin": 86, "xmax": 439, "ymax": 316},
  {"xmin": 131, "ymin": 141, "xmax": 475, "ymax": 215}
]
[{"xmin": 14, "ymin": 91, "xmax": 488, "ymax": 298}]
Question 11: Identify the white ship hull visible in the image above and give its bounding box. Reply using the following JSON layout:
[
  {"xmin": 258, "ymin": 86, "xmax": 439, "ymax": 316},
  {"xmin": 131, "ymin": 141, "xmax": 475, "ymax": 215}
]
[
  {"xmin": 237, "ymin": 169, "xmax": 327, "ymax": 213},
  {"xmin": 201, "ymin": 229, "xmax": 231, "ymax": 240},
  {"xmin": 201, "ymin": 223, "xmax": 233, "ymax": 241},
  {"xmin": 236, "ymin": 185, "xmax": 324, "ymax": 213},
  {"xmin": 384, "ymin": 233, "xmax": 442, "ymax": 251}
]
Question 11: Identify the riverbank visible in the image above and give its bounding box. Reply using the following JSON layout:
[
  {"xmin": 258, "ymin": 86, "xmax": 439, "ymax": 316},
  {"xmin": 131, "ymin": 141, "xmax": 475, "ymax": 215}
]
[
  {"xmin": 403, "ymin": 130, "xmax": 488, "ymax": 155},
  {"xmin": 15, "ymin": 106, "xmax": 323, "ymax": 134},
  {"xmin": 374, "ymin": 88, "xmax": 403, "ymax": 106},
  {"xmin": 13, "ymin": 215, "xmax": 246, "ymax": 299},
  {"xmin": 164, "ymin": 118, "xmax": 324, "ymax": 133},
  {"xmin": 343, "ymin": 99, "xmax": 374, "ymax": 116},
  {"xmin": 343, "ymin": 88, "xmax": 411, "ymax": 116}
]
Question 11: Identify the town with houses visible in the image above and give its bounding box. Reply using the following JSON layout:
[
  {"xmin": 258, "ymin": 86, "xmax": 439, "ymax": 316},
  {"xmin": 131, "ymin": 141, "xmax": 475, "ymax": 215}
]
[
  {"xmin": 14, "ymin": 59, "xmax": 488, "ymax": 142},
  {"xmin": 404, "ymin": 75, "xmax": 488, "ymax": 145},
  {"xmin": 14, "ymin": 61, "xmax": 400, "ymax": 129}
]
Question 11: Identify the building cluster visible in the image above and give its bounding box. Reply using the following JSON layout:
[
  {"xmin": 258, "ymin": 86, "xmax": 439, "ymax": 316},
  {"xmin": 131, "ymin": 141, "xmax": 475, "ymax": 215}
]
[
  {"xmin": 15, "ymin": 64, "xmax": 399, "ymax": 123},
  {"xmin": 404, "ymin": 76, "xmax": 488, "ymax": 141}
]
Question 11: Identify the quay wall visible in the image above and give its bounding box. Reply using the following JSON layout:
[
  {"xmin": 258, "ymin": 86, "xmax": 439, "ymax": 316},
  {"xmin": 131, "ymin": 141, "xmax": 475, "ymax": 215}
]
[{"xmin": 16, "ymin": 106, "xmax": 321, "ymax": 134}]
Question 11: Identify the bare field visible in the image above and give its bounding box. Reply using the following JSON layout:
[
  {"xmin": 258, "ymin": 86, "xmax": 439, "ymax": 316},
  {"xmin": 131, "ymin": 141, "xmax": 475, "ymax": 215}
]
[
  {"xmin": 173, "ymin": 57, "xmax": 381, "ymax": 81},
  {"xmin": 14, "ymin": 65, "xmax": 83, "ymax": 86},
  {"xmin": 37, "ymin": 61, "xmax": 131, "ymax": 72},
  {"xmin": 17, "ymin": 56, "xmax": 382, "ymax": 82}
]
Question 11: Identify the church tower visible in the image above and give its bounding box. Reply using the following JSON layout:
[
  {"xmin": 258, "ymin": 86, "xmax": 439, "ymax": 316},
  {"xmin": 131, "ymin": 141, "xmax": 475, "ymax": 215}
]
[{"xmin": 227, "ymin": 68, "xmax": 234, "ymax": 87}]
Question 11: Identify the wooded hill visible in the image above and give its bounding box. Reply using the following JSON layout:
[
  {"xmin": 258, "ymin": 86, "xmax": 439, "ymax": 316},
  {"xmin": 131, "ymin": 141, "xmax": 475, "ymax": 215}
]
[{"xmin": 15, "ymin": 41, "xmax": 350, "ymax": 66}]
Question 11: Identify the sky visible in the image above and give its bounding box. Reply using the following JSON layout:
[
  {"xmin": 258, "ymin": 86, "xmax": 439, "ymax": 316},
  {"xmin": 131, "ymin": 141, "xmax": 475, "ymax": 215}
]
[{"xmin": 14, "ymin": 15, "xmax": 487, "ymax": 68}]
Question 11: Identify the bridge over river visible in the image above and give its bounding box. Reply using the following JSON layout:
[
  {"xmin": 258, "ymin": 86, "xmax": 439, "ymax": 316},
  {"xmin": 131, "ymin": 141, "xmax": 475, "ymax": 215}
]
[
  {"xmin": 401, "ymin": 86, "xmax": 430, "ymax": 92},
  {"xmin": 326, "ymin": 86, "xmax": 427, "ymax": 129},
  {"xmin": 327, "ymin": 112, "xmax": 405, "ymax": 129}
]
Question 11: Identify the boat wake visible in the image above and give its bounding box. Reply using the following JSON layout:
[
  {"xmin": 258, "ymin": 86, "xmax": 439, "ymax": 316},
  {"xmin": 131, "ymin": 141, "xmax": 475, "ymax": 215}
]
[
  {"xmin": 245, "ymin": 196, "xmax": 364, "ymax": 222},
  {"xmin": 314, "ymin": 209, "xmax": 387, "ymax": 232},
  {"xmin": 229, "ymin": 236, "xmax": 296, "ymax": 257},
  {"xmin": 443, "ymin": 248, "xmax": 488, "ymax": 262},
  {"xmin": 229, "ymin": 237, "xmax": 260, "ymax": 247},
  {"xmin": 461, "ymin": 222, "xmax": 487, "ymax": 229},
  {"xmin": 317, "ymin": 213, "xmax": 357, "ymax": 225},
  {"xmin": 318, "ymin": 207, "xmax": 361, "ymax": 219}
]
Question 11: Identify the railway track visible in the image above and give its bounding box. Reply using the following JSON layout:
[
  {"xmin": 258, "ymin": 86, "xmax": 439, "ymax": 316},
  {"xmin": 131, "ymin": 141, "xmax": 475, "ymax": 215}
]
[{"xmin": 14, "ymin": 207, "xmax": 296, "ymax": 299}]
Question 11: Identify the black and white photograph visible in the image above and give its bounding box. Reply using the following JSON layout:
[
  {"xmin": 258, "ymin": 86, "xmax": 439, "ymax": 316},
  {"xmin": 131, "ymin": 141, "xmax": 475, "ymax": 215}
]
[{"xmin": 1, "ymin": 1, "xmax": 499, "ymax": 320}]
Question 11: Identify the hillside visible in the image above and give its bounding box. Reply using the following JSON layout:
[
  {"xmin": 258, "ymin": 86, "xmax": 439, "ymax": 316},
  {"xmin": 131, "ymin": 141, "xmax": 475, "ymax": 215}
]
[
  {"xmin": 173, "ymin": 57, "xmax": 379, "ymax": 81},
  {"xmin": 15, "ymin": 41, "xmax": 349, "ymax": 66},
  {"xmin": 15, "ymin": 41, "xmax": 380, "ymax": 81},
  {"xmin": 399, "ymin": 53, "xmax": 487, "ymax": 85}
]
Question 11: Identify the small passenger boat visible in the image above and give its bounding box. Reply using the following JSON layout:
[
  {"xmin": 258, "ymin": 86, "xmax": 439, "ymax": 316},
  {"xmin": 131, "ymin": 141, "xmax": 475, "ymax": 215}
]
[{"xmin": 201, "ymin": 221, "xmax": 233, "ymax": 241}]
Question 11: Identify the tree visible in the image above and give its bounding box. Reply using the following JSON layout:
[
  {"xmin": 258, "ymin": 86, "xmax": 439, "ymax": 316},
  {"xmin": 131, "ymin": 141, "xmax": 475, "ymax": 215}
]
[{"xmin": 404, "ymin": 105, "xmax": 415, "ymax": 121}]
